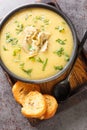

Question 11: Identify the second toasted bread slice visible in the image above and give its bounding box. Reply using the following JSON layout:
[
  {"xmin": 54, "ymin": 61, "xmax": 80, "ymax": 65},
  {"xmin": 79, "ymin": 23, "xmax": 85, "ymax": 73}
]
[
  {"xmin": 21, "ymin": 91, "xmax": 47, "ymax": 118},
  {"xmin": 12, "ymin": 81, "xmax": 40, "ymax": 105},
  {"xmin": 40, "ymin": 94, "xmax": 58, "ymax": 120}
]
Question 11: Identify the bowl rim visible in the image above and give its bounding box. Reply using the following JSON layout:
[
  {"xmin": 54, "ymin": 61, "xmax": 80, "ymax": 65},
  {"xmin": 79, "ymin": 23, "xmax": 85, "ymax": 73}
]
[{"xmin": 0, "ymin": 3, "xmax": 78, "ymax": 83}]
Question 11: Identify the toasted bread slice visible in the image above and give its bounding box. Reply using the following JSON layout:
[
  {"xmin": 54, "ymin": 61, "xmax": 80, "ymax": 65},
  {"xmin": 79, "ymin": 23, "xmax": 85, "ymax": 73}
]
[
  {"xmin": 40, "ymin": 94, "xmax": 58, "ymax": 120},
  {"xmin": 21, "ymin": 91, "xmax": 46, "ymax": 118},
  {"xmin": 12, "ymin": 81, "xmax": 40, "ymax": 105}
]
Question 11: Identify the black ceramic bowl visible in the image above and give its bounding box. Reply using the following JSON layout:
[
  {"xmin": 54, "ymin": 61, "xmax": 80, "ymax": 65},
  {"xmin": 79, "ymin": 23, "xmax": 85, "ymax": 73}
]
[{"xmin": 0, "ymin": 3, "xmax": 78, "ymax": 83}]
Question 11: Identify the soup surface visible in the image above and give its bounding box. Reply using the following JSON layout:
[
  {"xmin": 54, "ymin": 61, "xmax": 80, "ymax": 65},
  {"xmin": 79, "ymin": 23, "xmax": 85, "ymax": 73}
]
[{"xmin": 0, "ymin": 7, "xmax": 73, "ymax": 80}]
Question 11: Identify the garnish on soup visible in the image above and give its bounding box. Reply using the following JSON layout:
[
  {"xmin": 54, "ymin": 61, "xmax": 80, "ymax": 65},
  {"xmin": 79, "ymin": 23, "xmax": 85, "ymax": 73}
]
[
  {"xmin": 22, "ymin": 26, "xmax": 50, "ymax": 58},
  {"xmin": 0, "ymin": 7, "xmax": 73, "ymax": 79}
]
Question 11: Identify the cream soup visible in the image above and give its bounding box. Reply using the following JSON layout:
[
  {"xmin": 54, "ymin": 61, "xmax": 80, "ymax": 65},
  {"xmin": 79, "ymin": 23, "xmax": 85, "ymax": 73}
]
[{"xmin": 0, "ymin": 8, "xmax": 73, "ymax": 80}]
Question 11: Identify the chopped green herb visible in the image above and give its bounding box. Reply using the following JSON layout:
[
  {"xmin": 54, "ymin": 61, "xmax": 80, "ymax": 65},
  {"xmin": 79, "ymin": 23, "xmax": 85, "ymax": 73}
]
[
  {"xmin": 19, "ymin": 62, "xmax": 32, "ymax": 76},
  {"xmin": 35, "ymin": 16, "xmax": 43, "ymax": 20},
  {"xmin": 6, "ymin": 32, "xmax": 11, "ymax": 42},
  {"xmin": 62, "ymin": 21, "xmax": 66, "ymax": 24},
  {"xmin": 55, "ymin": 26, "xmax": 64, "ymax": 32},
  {"xmin": 33, "ymin": 16, "xmax": 42, "ymax": 23},
  {"xmin": 43, "ymin": 19, "xmax": 49, "ymax": 25},
  {"xmin": 42, "ymin": 58, "xmax": 48, "ymax": 71},
  {"xmin": 15, "ymin": 21, "xmax": 24, "ymax": 34},
  {"xmin": 32, "ymin": 25, "xmax": 36, "ymax": 27},
  {"xmin": 8, "ymin": 38, "xmax": 18, "ymax": 45},
  {"xmin": 33, "ymin": 15, "xmax": 50, "ymax": 25},
  {"xmin": 36, "ymin": 57, "xmax": 48, "ymax": 71},
  {"xmin": 6, "ymin": 32, "xmax": 10, "ymax": 39},
  {"xmin": 41, "ymin": 25, "xmax": 44, "ymax": 28},
  {"xmin": 3, "ymin": 46, "xmax": 8, "ymax": 51},
  {"xmin": 37, "ymin": 57, "xmax": 44, "ymax": 64},
  {"xmin": 22, "ymin": 68, "xmax": 32, "ymax": 76},
  {"xmin": 29, "ymin": 57, "xmax": 36, "ymax": 62},
  {"xmin": 54, "ymin": 47, "xmax": 64, "ymax": 56},
  {"xmin": 13, "ymin": 47, "xmax": 21, "ymax": 56},
  {"xmin": 16, "ymin": 24, "xmax": 24, "ymax": 34},
  {"xmin": 54, "ymin": 65, "xmax": 63, "ymax": 70},
  {"xmin": 25, "ymin": 14, "xmax": 32, "ymax": 20},
  {"xmin": 5, "ymin": 32, "xmax": 18, "ymax": 45},
  {"xmin": 14, "ymin": 20, "xmax": 18, "ymax": 23},
  {"xmin": 19, "ymin": 63, "xmax": 25, "ymax": 69},
  {"xmin": 41, "ymin": 25, "xmax": 45, "ymax": 31},
  {"xmin": 64, "ymin": 53, "xmax": 70, "ymax": 61},
  {"xmin": 13, "ymin": 50, "xmax": 17, "ymax": 56},
  {"xmin": 56, "ymin": 39, "xmax": 67, "ymax": 45},
  {"xmin": 6, "ymin": 38, "xmax": 13, "ymax": 43}
]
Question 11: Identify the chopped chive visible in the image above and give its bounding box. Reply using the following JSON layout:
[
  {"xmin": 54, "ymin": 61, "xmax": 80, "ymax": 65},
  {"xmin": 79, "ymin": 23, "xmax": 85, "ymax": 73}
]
[
  {"xmin": 41, "ymin": 25, "xmax": 45, "ymax": 31},
  {"xmin": 16, "ymin": 24, "xmax": 24, "ymax": 34},
  {"xmin": 13, "ymin": 47, "xmax": 21, "ymax": 56},
  {"xmin": 43, "ymin": 19, "xmax": 49, "ymax": 25},
  {"xmin": 34, "ymin": 15, "xmax": 50, "ymax": 25},
  {"xmin": 5, "ymin": 32, "xmax": 18, "ymax": 45},
  {"xmin": 54, "ymin": 65, "xmax": 63, "ymax": 70},
  {"xmin": 36, "ymin": 57, "xmax": 48, "ymax": 71},
  {"xmin": 14, "ymin": 20, "xmax": 18, "ymax": 23},
  {"xmin": 19, "ymin": 63, "xmax": 25, "ymax": 69},
  {"xmin": 29, "ymin": 57, "xmax": 36, "ymax": 62},
  {"xmin": 35, "ymin": 16, "xmax": 43, "ymax": 20},
  {"xmin": 13, "ymin": 50, "xmax": 16, "ymax": 56},
  {"xmin": 22, "ymin": 68, "xmax": 32, "ymax": 76},
  {"xmin": 42, "ymin": 58, "xmax": 48, "ymax": 71},
  {"xmin": 37, "ymin": 57, "xmax": 44, "ymax": 64},
  {"xmin": 15, "ymin": 21, "xmax": 24, "ymax": 34},
  {"xmin": 19, "ymin": 62, "xmax": 32, "ymax": 76},
  {"xmin": 41, "ymin": 25, "xmax": 44, "ymax": 27},
  {"xmin": 54, "ymin": 47, "xmax": 64, "ymax": 57},
  {"xmin": 64, "ymin": 53, "xmax": 70, "ymax": 61},
  {"xmin": 32, "ymin": 25, "xmax": 36, "ymax": 27},
  {"xmin": 6, "ymin": 32, "xmax": 10, "ymax": 39},
  {"xmin": 62, "ymin": 21, "xmax": 66, "ymax": 24},
  {"xmin": 55, "ymin": 26, "xmax": 64, "ymax": 32},
  {"xmin": 3, "ymin": 46, "xmax": 8, "ymax": 51},
  {"xmin": 56, "ymin": 39, "xmax": 67, "ymax": 45},
  {"xmin": 25, "ymin": 14, "xmax": 32, "ymax": 20}
]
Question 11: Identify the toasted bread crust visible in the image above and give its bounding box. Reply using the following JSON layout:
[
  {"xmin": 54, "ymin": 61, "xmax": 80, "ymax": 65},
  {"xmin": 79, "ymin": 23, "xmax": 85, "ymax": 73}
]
[
  {"xmin": 12, "ymin": 81, "xmax": 40, "ymax": 105},
  {"xmin": 21, "ymin": 91, "xmax": 47, "ymax": 118},
  {"xmin": 41, "ymin": 94, "xmax": 58, "ymax": 119},
  {"xmin": 12, "ymin": 81, "xmax": 58, "ymax": 120}
]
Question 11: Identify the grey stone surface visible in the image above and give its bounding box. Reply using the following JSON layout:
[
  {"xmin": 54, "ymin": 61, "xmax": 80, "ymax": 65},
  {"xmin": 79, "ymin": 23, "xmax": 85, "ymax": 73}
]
[
  {"xmin": 0, "ymin": 65, "xmax": 87, "ymax": 130},
  {"xmin": 0, "ymin": 66, "xmax": 37, "ymax": 130},
  {"xmin": 58, "ymin": 0, "xmax": 87, "ymax": 53},
  {"xmin": 0, "ymin": 0, "xmax": 87, "ymax": 130}
]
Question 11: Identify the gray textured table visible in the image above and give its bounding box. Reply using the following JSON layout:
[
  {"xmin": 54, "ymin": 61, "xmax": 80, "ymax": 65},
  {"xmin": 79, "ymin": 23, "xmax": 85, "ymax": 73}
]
[{"xmin": 0, "ymin": 0, "xmax": 87, "ymax": 130}]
